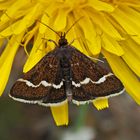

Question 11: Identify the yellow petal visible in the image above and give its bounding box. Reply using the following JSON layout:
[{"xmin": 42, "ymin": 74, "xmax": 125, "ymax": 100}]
[
  {"xmin": 123, "ymin": 37, "xmax": 140, "ymax": 58},
  {"xmin": 93, "ymin": 98, "xmax": 109, "ymax": 110},
  {"xmin": 121, "ymin": 0, "xmax": 140, "ymax": 7},
  {"xmin": 44, "ymin": 1, "xmax": 57, "ymax": 16},
  {"xmin": 23, "ymin": 24, "xmax": 39, "ymax": 48},
  {"xmin": 120, "ymin": 6, "xmax": 140, "ymax": 26},
  {"xmin": 102, "ymin": 34, "xmax": 124, "ymax": 56},
  {"xmin": 0, "ymin": 38, "xmax": 11, "ymax": 67},
  {"xmin": 52, "ymin": 8, "xmax": 70, "ymax": 31},
  {"xmin": 86, "ymin": 9, "xmax": 123, "ymax": 40},
  {"xmin": 38, "ymin": 13, "xmax": 58, "ymax": 49},
  {"xmin": 102, "ymin": 49, "xmax": 140, "ymax": 105},
  {"xmin": 13, "ymin": 3, "xmax": 43, "ymax": 34},
  {"xmin": 120, "ymin": 40, "xmax": 140, "ymax": 76},
  {"xmin": 74, "ymin": 11, "xmax": 101, "ymax": 55},
  {"xmin": 50, "ymin": 100, "xmax": 69, "ymax": 126},
  {"xmin": 39, "ymin": 13, "xmax": 49, "ymax": 34},
  {"xmin": 0, "ymin": 0, "xmax": 15, "ymax": 10},
  {"xmin": 66, "ymin": 15, "xmax": 89, "ymax": 55},
  {"xmin": 67, "ymin": 30, "xmax": 85, "ymax": 54},
  {"xmin": 0, "ymin": 33, "xmax": 24, "ymax": 96},
  {"xmin": 0, "ymin": 21, "xmax": 20, "ymax": 37},
  {"xmin": 111, "ymin": 8, "xmax": 140, "ymax": 36},
  {"xmin": 0, "ymin": 0, "xmax": 29, "ymax": 23},
  {"xmin": 88, "ymin": 0, "xmax": 115, "ymax": 12},
  {"xmin": 23, "ymin": 33, "xmax": 46, "ymax": 73},
  {"xmin": 131, "ymin": 35, "xmax": 140, "ymax": 45}
]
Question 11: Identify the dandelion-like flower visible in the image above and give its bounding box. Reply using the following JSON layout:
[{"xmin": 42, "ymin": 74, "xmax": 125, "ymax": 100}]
[{"xmin": 0, "ymin": 0, "xmax": 140, "ymax": 126}]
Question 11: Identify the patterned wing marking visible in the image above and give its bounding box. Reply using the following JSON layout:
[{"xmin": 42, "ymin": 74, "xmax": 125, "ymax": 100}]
[
  {"xmin": 10, "ymin": 50, "xmax": 66, "ymax": 105},
  {"xmin": 69, "ymin": 47, "xmax": 124, "ymax": 102}
]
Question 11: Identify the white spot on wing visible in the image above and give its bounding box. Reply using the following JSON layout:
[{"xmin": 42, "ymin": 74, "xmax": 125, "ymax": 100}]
[
  {"xmin": 72, "ymin": 73, "xmax": 113, "ymax": 87},
  {"xmin": 41, "ymin": 81, "xmax": 51, "ymax": 87},
  {"xmin": 18, "ymin": 79, "xmax": 63, "ymax": 89},
  {"xmin": 52, "ymin": 81, "xmax": 63, "ymax": 89},
  {"xmin": 72, "ymin": 81, "xmax": 80, "ymax": 87},
  {"xmin": 80, "ymin": 78, "xmax": 90, "ymax": 84},
  {"xmin": 49, "ymin": 64, "xmax": 53, "ymax": 68}
]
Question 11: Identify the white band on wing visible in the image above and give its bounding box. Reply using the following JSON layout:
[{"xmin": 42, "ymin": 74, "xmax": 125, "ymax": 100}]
[
  {"xmin": 9, "ymin": 94, "xmax": 68, "ymax": 107},
  {"xmin": 17, "ymin": 79, "xmax": 63, "ymax": 89},
  {"xmin": 72, "ymin": 73, "xmax": 114, "ymax": 87},
  {"xmin": 72, "ymin": 88, "xmax": 125, "ymax": 105}
]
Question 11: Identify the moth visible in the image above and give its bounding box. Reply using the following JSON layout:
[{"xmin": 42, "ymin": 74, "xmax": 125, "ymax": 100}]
[
  {"xmin": 9, "ymin": 21, "xmax": 125, "ymax": 106},
  {"xmin": 10, "ymin": 34, "xmax": 124, "ymax": 106}
]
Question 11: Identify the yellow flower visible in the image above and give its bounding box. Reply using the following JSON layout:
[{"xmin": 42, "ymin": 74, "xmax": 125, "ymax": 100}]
[{"xmin": 0, "ymin": 0, "xmax": 140, "ymax": 126}]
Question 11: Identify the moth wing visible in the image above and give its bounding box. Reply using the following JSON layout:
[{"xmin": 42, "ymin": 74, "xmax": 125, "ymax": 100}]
[
  {"xmin": 70, "ymin": 47, "xmax": 124, "ymax": 103},
  {"xmin": 10, "ymin": 49, "xmax": 66, "ymax": 106}
]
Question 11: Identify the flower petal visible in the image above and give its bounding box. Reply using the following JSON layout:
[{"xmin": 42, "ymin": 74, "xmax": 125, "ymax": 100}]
[
  {"xmin": 86, "ymin": 8, "xmax": 123, "ymax": 40},
  {"xmin": 93, "ymin": 98, "xmax": 109, "ymax": 110},
  {"xmin": 102, "ymin": 34, "xmax": 124, "ymax": 56},
  {"xmin": 118, "ymin": 0, "xmax": 140, "ymax": 7},
  {"xmin": 23, "ymin": 33, "xmax": 46, "ymax": 73},
  {"xmin": 103, "ymin": 50, "xmax": 140, "ymax": 105},
  {"xmin": 39, "ymin": 13, "xmax": 49, "ymax": 34},
  {"xmin": 50, "ymin": 100, "xmax": 69, "ymax": 126},
  {"xmin": 13, "ymin": 3, "xmax": 43, "ymax": 34},
  {"xmin": 0, "ymin": 21, "xmax": 20, "ymax": 37},
  {"xmin": 120, "ymin": 40, "xmax": 140, "ymax": 76},
  {"xmin": 111, "ymin": 8, "xmax": 140, "ymax": 36},
  {"xmin": 0, "ymin": 33, "xmax": 24, "ymax": 96},
  {"xmin": 0, "ymin": 38, "xmax": 11, "ymax": 67},
  {"xmin": 23, "ymin": 24, "xmax": 39, "ymax": 48},
  {"xmin": 0, "ymin": 0, "xmax": 16, "ymax": 10},
  {"xmin": 52, "ymin": 8, "xmax": 70, "ymax": 31},
  {"xmin": 0, "ymin": 0, "xmax": 29, "ymax": 23},
  {"xmin": 66, "ymin": 15, "xmax": 89, "ymax": 55},
  {"xmin": 88, "ymin": 0, "xmax": 115, "ymax": 12},
  {"xmin": 125, "ymin": 38, "xmax": 140, "ymax": 59},
  {"xmin": 120, "ymin": 6, "xmax": 140, "ymax": 26},
  {"xmin": 74, "ymin": 11, "xmax": 101, "ymax": 55},
  {"xmin": 131, "ymin": 35, "xmax": 140, "ymax": 45}
]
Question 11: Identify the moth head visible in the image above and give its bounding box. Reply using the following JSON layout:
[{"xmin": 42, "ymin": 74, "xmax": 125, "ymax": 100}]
[
  {"xmin": 58, "ymin": 32, "xmax": 68, "ymax": 46},
  {"xmin": 58, "ymin": 17, "xmax": 83, "ymax": 47},
  {"xmin": 37, "ymin": 17, "xmax": 83, "ymax": 47}
]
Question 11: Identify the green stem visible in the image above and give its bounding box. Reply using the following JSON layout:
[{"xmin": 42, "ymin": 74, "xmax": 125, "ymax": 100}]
[{"xmin": 74, "ymin": 104, "xmax": 88, "ymax": 130}]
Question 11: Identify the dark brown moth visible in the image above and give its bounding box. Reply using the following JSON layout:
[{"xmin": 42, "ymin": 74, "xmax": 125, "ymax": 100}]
[
  {"xmin": 9, "ymin": 19, "xmax": 125, "ymax": 106},
  {"xmin": 9, "ymin": 32, "xmax": 124, "ymax": 106}
]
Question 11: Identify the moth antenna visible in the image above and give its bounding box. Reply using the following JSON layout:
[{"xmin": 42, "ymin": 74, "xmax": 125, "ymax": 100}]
[
  {"xmin": 37, "ymin": 20, "xmax": 61, "ymax": 37},
  {"xmin": 65, "ymin": 16, "xmax": 83, "ymax": 36}
]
